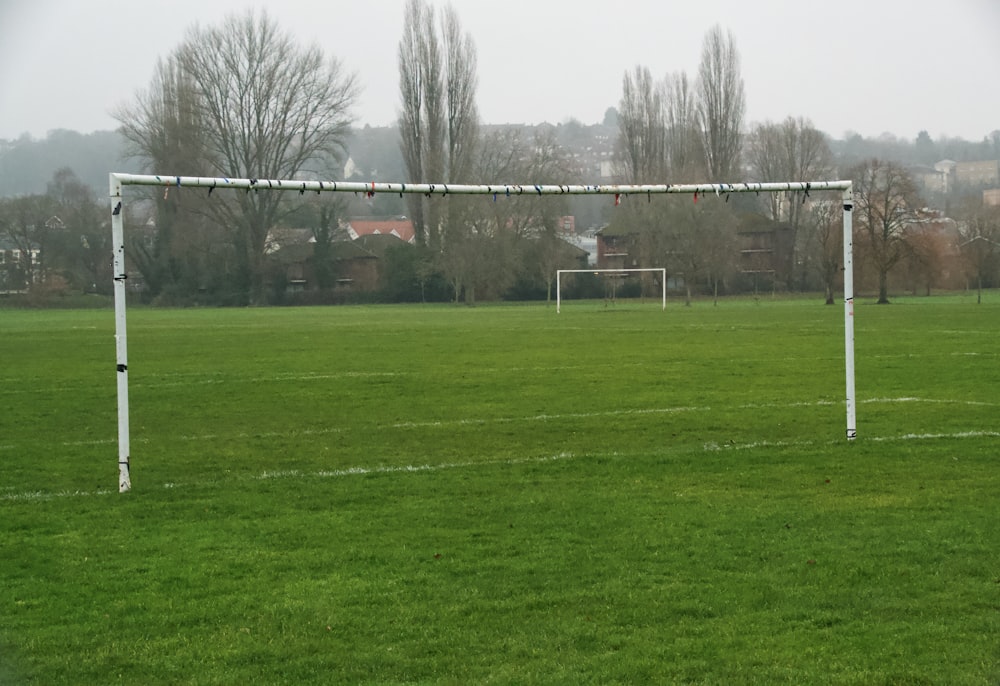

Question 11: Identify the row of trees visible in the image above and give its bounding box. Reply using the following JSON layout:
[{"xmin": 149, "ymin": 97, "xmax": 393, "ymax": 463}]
[
  {"xmin": 393, "ymin": 0, "xmax": 589, "ymax": 303},
  {"xmin": 114, "ymin": 9, "xmax": 358, "ymax": 304},
  {"xmin": 608, "ymin": 27, "xmax": 838, "ymax": 301},
  {"xmin": 2, "ymin": 4, "xmax": 592, "ymax": 306},
  {"xmin": 0, "ymin": 169, "xmax": 110, "ymax": 297},
  {"xmin": 607, "ymin": 27, "xmax": 1000, "ymax": 305},
  {"xmin": 6, "ymin": 5, "xmax": 997, "ymax": 306},
  {"xmin": 103, "ymin": 2, "xmax": 581, "ymax": 305}
]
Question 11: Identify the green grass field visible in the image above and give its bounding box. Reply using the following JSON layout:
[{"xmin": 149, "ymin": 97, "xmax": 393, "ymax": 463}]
[{"xmin": 2, "ymin": 297, "xmax": 999, "ymax": 684}]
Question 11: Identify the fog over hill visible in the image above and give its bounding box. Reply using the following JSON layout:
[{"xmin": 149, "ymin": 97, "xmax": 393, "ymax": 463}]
[{"xmin": 2, "ymin": 123, "xmax": 998, "ymax": 203}]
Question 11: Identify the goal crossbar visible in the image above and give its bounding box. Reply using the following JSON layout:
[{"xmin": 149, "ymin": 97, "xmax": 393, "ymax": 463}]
[
  {"xmin": 556, "ymin": 268, "xmax": 666, "ymax": 313},
  {"xmin": 109, "ymin": 173, "xmax": 856, "ymax": 492},
  {"xmin": 111, "ymin": 173, "xmax": 850, "ymax": 198}
]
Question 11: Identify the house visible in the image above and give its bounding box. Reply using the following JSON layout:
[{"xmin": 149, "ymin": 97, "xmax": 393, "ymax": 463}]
[
  {"xmin": 355, "ymin": 232, "xmax": 409, "ymax": 256},
  {"xmin": 561, "ymin": 233, "xmax": 598, "ymax": 265},
  {"xmin": 329, "ymin": 241, "xmax": 379, "ymax": 291},
  {"xmin": 983, "ymin": 188, "xmax": 1000, "ymax": 207},
  {"xmin": 955, "ymin": 160, "xmax": 1000, "ymax": 188},
  {"xmin": 909, "ymin": 164, "xmax": 950, "ymax": 195},
  {"xmin": 0, "ymin": 237, "xmax": 42, "ymax": 294},
  {"xmin": 594, "ymin": 224, "xmax": 640, "ymax": 270},
  {"xmin": 736, "ymin": 214, "xmax": 795, "ymax": 284},
  {"xmin": 354, "ymin": 232, "xmax": 412, "ymax": 288},
  {"xmin": 269, "ymin": 242, "xmax": 314, "ymax": 292},
  {"xmin": 552, "ymin": 237, "xmax": 590, "ymax": 269},
  {"xmin": 265, "ymin": 227, "xmax": 315, "ymax": 254},
  {"xmin": 345, "ymin": 217, "xmax": 416, "ymax": 243},
  {"xmin": 594, "ymin": 213, "xmax": 795, "ymax": 288},
  {"xmin": 268, "ymin": 232, "xmax": 379, "ymax": 294},
  {"xmin": 898, "ymin": 208, "xmax": 964, "ymax": 293}
]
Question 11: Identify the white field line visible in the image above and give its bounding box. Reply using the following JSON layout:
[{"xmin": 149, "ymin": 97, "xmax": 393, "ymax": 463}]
[
  {"xmin": 868, "ymin": 430, "xmax": 1000, "ymax": 442},
  {"xmin": 2, "ymin": 364, "xmax": 641, "ymax": 396},
  {"xmin": 285, "ymin": 451, "xmax": 575, "ymax": 480},
  {"xmin": 53, "ymin": 407, "xmax": 704, "ymax": 448},
  {"xmin": 0, "ymin": 371, "xmax": 401, "ymax": 396},
  {"xmin": 175, "ymin": 427, "xmax": 344, "ymax": 442},
  {"xmin": 132, "ymin": 371, "xmax": 399, "ymax": 389},
  {"xmin": 6, "ymin": 425, "xmax": 1000, "ymax": 504},
  {"xmin": 1, "ymin": 452, "xmax": 577, "ymax": 502},
  {"xmin": 705, "ymin": 429, "xmax": 1000, "ymax": 452},
  {"xmin": 19, "ymin": 396, "xmax": 1000, "ymax": 451},
  {"xmin": 740, "ymin": 397, "xmax": 1000, "ymax": 410},
  {"xmin": 739, "ymin": 400, "xmax": 837, "ymax": 409},
  {"xmin": 859, "ymin": 397, "xmax": 999, "ymax": 407},
  {"xmin": 0, "ymin": 365, "xmax": 601, "ymax": 397},
  {"xmin": 703, "ymin": 439, "xmax": 812, "ymax": 451},
  {"xmin": 391, "ymin": 405, "xmax": 706, "ymax": 429},
  {"xmin": 59, "ymin": 426, "xmax": 345, "ymax": 448}
]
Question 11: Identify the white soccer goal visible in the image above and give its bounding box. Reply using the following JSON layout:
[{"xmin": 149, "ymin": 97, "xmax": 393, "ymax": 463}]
[
  {"xmin": 109, "ymin": 174, "xmax": 856, "ymax": 492},
  {"xmin": 556, "ymin": 268, "xmax": 666, "ymax": 313}
]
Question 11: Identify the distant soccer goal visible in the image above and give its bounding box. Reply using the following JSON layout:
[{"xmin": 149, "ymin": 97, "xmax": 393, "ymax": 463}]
[{"xmin": 556, "ymin": 268, "xmax": 666, "ymax": 313}]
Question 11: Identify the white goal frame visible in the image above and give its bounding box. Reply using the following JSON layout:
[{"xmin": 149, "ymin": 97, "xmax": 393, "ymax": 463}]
[
  {"xmin": 556, "ymin": 268, "xmax": 666, "ymax": 313},
  {"xmin": 109, "ymin": 174, "xmax": 856, "ymax": 492}
]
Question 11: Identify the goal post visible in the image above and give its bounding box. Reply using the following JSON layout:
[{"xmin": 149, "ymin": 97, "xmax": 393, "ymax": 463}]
[
  {"xmin": 109, "ymin": 174, "xmax": 856, "ymax": 491},
  {"xmin": 556, "ymin": 268, "xmax": 666, "ymax": 313}
]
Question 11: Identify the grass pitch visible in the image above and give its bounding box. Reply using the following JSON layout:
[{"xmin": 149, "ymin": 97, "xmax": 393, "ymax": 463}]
[{"xmin": 2, "ymin": 297, "xmax": 999, "ymax": 684}]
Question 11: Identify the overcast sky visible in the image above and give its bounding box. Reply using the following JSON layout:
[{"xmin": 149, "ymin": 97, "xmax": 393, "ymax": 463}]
[{"xmin": 1, "ymin": 0, "xmax": 998, "ymax": 143}]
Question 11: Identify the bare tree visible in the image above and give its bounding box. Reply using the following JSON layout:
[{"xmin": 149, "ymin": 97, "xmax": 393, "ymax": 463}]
[
  {"xmin": 748, "ymin": 117, "xmax": 831, "ymax": 218},
  {"xmin": 398, "ymin": 0, "xmax": 438, "ymax": 247},
  {"xmin": 614, "ymin": 67, "xmax": 674, "ymax": 290},
  {"xmin": 850, "ymin": 159, "xmax": 922, "ymax": 304},
  {"xmin": 618, "ymin": 66, "xmax": 701, "ymax": 181},
  {"xmin": 117, "ymin": 10, "xmax": 358, "ymax": 302},
  {"xmin": 901, "ymin": 226, "xmax": 951, "ymax": 297},
  {"xmin": 442, "ymin": 5, "xmax": 479, "ymax": 183},
  {"xmin": 116, "ymin": 56, "xmax": 206, "ymax": 176},
  {"xmin": 696, "ymin": 25, "xmax": 745, "ymax": 182},
  {"xmin": 439, "ymin": 127, "xmax": 570, "ymax": 305},
  {"xmin": 484, "ymin": 127, "xmax": 570, "ymax": 239},
  {"xmin": 617, "ymin": 66, "xmax": 667, "ymax": 183},
  {"xmin": 613, "ymin": 38, "xmax": 744, "ymax": 301},
  {"xmin": 45, "ymin": 168, "xmax": 109, "ymax": 294},
  {"xmin": 664, "ymin": 71, "xmax": 703, "ymax": 179},
  {"xmin": 747, "ymin": 123, "xmax": 783, "ymax": 212},
  {"xmin": 523, "ymin": 129, "xmax": 576, "ymax": 302},
  {"xmin": 0, "ymin": 194, "xmax": 54, "ymax": 292},
  {"xmin": 115, "ymin": 55, "xmax": 212, "ymax": 298},
  {"xmin": 806, "ymin": 200, "xmax": 844, "ymax": 305},
  {"xmin": 747, "ymin": 117, "xmax": 833, "ymax": 288},
  {"xmin": 666, "ymin": 197, "xmax": 737, "ymax": 305},
  {"xmin": 437, "ymin": 128, "xmax": 513, "ymax": 304},
  {"xmin": 397, "ymin": 0, "xmax": 479, "ymax": 249},
  {"xmin": 958, "ymin": 204, "xmax": 1000, "ymax": 304}
]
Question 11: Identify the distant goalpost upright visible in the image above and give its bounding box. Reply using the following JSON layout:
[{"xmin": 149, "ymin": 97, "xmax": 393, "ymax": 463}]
[
  {"xmin": 109, "ymin": 174, "xmax": 856, "ymax": 492},
  {"xmin": 556, "ymin": 268, "xmax": 666, "ymax": 313}
]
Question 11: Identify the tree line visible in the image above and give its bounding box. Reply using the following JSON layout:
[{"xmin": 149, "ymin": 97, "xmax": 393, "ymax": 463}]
[
  {"xmin": 0, "ymin": 168, "xmax": 111, "ymax": 298},
  {"xmin": 2, "ymin": 3, "xmax": 999, "ymax": 305},
  {"xmin": 607, "ymin": 26, "xmax": 1000, "ymax": 304}
]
